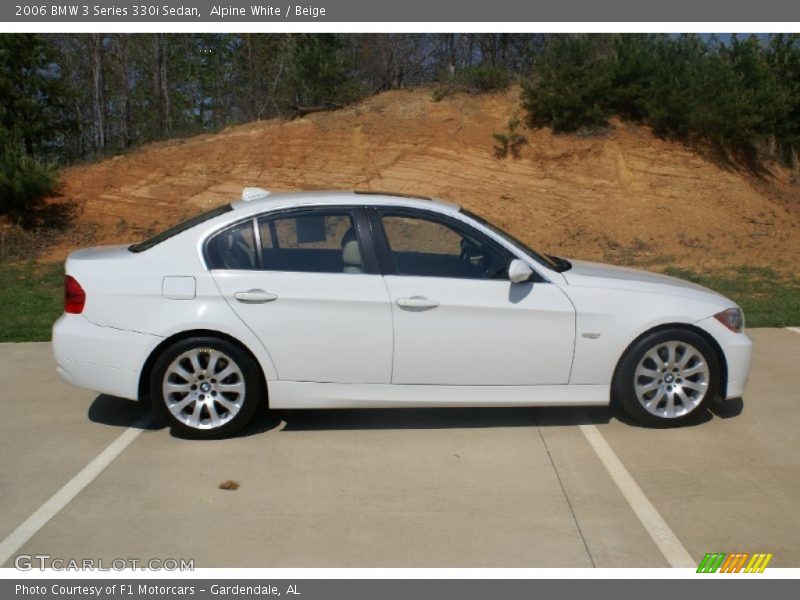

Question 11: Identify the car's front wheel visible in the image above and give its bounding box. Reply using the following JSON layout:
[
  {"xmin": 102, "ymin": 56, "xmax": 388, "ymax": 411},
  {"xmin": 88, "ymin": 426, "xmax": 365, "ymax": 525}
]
[
  {"xmin": 614, "ymin": 328, "xmax": 720, "ymax": 427},
  {"xmin": 150, "ymin": 337, "xmax": 262, "ymax": 438}
]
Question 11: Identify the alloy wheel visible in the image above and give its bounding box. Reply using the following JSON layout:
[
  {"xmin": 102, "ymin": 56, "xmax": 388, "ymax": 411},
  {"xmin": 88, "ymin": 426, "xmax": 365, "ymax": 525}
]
[
  {"xmin": 162, "ymin": 348, "xmax": 246, "ymax": 430},
  {"xmin": 634, "ymin": 341, "xmax": 710, "ymax": 418}
]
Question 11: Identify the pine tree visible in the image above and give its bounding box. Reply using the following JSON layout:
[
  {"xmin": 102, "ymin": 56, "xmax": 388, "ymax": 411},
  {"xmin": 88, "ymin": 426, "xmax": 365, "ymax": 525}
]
[
  {"xmin": 522, "ymin": 34, "xmax": 615, "ymax": 132},
  {"xmin": 0, "ymin": 34, "xmax": 70, "ymax": 157}
]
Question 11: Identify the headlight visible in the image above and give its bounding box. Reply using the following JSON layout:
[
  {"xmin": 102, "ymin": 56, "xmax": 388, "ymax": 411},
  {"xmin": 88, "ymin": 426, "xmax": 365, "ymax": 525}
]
[{"xmin": 714, "ymin": 307, "xmax": 744, "ymax": 333}]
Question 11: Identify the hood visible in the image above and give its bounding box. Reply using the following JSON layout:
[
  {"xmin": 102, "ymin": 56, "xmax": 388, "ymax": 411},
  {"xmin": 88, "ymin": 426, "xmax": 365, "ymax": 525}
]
[{"xmin": 562, "ymin": 259, "xmax": 728, "ymax": 302}]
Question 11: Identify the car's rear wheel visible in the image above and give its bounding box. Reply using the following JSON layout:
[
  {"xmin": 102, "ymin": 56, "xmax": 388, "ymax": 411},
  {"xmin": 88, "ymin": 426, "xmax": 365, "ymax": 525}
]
[
  {"xmin": 614, "ymin": 328, "xmax": 720, "ymax": 427},
  {"xmin": 150, "ymin": 337, "xmax": 262, "ymax": 438}
]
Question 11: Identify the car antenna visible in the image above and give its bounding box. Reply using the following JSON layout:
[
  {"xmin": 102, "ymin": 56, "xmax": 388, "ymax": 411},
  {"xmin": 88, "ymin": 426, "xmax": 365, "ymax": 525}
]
[{"xmin": 242, "ymin": 187, "xmax": 271, "ymax": 202}]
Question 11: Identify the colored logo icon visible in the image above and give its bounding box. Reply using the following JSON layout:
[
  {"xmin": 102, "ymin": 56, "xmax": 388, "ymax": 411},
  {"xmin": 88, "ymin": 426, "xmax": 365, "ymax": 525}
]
[{"xmin": 697, "ymin": 553, "xmax": 773, "ymax": 573}]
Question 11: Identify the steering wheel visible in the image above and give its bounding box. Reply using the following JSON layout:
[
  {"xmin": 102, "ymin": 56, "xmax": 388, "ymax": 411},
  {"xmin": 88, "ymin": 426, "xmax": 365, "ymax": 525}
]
[
  {"xmin": 459, "ymin": 238, "xmax": 508, "ymax": 279},
  {"xmin": 460, "ymin": 238, "xmax": 492, "ymax": 275},
  {"xmin": 459, "ymin": 238, "xmax": 477, "ymax": 261}
]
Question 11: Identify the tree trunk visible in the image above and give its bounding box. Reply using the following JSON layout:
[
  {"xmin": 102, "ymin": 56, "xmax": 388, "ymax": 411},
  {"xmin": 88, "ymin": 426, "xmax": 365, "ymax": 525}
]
[
  {"xmin": 91, "ymin": 33, "xmax": 105, "ymax": 153},
  {"xmin": 161, "ymin": 36, "xmax": 171, "ymax": 133},
  {"xmin": 56, "ymin": 36, "xmax": 86, "ymax": 159},
  {"xmin": 154, "ymin": 33, "xmax": 170, "ymax": 135},
  {"xmin": 153, "ymin": 35, "xmax": 163, "ymax": 134},
  {"xmin": 447, "ymin": 33, "xmax": 456, "ymax": 77},
  {"xmin": 114, "ymin": 34, "xmax": 132, "ymax": 148},
  {"xmin": 245, "ymin": 33, "xmax": 258, "ymax": 120}
]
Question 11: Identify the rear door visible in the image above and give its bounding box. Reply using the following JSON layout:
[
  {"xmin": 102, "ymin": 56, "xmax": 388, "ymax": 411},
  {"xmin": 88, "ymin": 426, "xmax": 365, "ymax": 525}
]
[
  {"xmin": 371, "ymin": 208, "xmax": 576, "ymax": 386},
  {"xmin": 209, "ymin": 207, "xmax": 394, "ymax": 384}
]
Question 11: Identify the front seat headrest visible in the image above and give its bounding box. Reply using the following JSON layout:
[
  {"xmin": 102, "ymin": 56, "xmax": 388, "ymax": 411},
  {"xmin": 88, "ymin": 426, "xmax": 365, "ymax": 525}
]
[
  {"xmin": 342, "ymin": 239, "xmax": 362, "ymax": 274},
  {"xmin": 341, "ymin": 227, "xmax": 357, "ymax": 247}
]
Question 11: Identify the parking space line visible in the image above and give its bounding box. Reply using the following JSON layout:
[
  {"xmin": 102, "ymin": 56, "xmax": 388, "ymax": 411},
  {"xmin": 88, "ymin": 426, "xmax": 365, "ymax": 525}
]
[
  {"xmin": 0, "ymin": 412, "xmax": 156, "ymax": 567},
  {"xmin": 786, "ymin": 327, "xmax": 800, "ymax": 334},
  {"xmin": 574, "ymin": 411, "xmax": 695, "ymax": 568}
]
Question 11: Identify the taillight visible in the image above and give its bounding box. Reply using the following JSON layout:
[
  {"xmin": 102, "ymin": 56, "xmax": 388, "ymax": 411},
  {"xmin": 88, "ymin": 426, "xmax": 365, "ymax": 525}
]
[{"xmin": 64, "ymin": 275, "xmax": 86, "ymax": 314}]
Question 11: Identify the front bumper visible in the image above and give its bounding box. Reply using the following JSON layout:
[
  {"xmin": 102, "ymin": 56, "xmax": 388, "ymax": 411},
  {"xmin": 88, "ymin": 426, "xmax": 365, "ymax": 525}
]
[
  {"xmin": 696, "ymin": 316, "xmax": 753, "ymax": 399},
  {"xmin": 52, "ymin": 314, "xmax": 162, "ymax": 400}
]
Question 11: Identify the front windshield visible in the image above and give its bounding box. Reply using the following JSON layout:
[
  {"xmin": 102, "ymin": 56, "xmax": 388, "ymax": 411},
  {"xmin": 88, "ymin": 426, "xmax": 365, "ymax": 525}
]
[
  {"xmin": 129, "ymin": 204, "xmax": 233, "ymax": 253},
  {"xmin": 461, "ymin": 209, "xmax": 563, "ymax": 272}
]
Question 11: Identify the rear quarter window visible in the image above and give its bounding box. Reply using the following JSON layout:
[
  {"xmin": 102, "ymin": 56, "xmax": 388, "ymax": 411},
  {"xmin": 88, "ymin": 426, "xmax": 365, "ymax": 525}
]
[{"xmin": 206, "ymin": 220, "xmax": 259, "ymax": 270}]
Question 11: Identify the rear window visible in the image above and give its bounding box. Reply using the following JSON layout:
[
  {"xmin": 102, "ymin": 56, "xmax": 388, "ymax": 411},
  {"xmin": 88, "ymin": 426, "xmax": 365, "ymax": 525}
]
[{"xmin": 129, "ymin": 204, "xmax": 233, "ymax": 253}]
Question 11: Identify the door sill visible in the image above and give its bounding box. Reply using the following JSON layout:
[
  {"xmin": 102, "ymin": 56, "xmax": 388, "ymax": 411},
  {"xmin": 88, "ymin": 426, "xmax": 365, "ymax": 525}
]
[{"xmin": 268, "ymin": 382, "xmax": 609, "ymax": 409}]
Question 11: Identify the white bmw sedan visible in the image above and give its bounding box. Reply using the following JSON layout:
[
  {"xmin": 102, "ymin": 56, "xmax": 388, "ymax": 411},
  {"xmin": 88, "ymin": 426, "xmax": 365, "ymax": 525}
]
[{"xmin": 53, "ymin": 189, "xmax": 752, "ymax": 438}]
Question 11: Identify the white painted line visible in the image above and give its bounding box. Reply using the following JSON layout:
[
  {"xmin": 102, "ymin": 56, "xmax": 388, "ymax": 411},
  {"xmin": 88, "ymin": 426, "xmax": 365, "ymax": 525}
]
[
  {"xmin": 786, "ymin": 327, "xmax": 800, "ymax": 334},
  {"xmin": 0, "ymin": 412, "xmax": 155, "ymax": 567},
  {"xmin": 574, "ymin": 412, "xmax": 695, "ymax": 568}
]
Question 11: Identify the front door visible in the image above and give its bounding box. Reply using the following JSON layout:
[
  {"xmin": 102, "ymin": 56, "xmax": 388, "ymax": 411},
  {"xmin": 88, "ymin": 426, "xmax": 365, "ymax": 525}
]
[{"xmin": 373, "ymin": 209, "xmax": 576, "ymax": 386}]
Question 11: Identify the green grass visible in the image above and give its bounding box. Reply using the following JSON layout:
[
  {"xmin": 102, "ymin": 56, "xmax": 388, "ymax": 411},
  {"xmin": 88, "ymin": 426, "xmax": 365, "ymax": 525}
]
[
  {"xmin": 663, "ymin": 266, "xmax": 800, "ymax": 328},
  {"xmin": 0, "ymin": 262, "xmax": 796, "ymax": 343},
  {"xmin": 0, "ymin": 261, "xmax": 64, "ymax": 342}
]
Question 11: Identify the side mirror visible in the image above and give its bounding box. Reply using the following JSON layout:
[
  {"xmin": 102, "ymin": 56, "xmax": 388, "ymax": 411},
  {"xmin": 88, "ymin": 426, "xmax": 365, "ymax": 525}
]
[{"xmin": 508, "ymin": 259, "xmax": 533, "ymax": 284}]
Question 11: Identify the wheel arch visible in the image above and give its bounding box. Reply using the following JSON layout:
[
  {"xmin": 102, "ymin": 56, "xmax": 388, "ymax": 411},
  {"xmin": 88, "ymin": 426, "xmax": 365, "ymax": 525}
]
[
  {"xmin": 611, "ymin": 322, "xmax": 728, "ymax": 403},
  {"xmin": 138, "ymin": 329, "xmax": 269, "ymax": 403}
]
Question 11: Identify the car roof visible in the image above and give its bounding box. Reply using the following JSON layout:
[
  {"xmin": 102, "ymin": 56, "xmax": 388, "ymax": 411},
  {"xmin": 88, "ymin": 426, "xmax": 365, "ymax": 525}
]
[{"xmin": 228, "ymin": 190, "xmax": 461, "ymax": 216}]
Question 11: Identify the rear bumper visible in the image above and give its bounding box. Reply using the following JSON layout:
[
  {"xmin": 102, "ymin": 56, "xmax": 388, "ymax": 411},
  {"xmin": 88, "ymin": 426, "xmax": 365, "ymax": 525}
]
[
  {"xmin": 52, "ymin": 314, "xmax": 162, "ymax": 400},
  {"xmin": 696, "ymin": 316, "xmax": 753, "ymax": 399}
]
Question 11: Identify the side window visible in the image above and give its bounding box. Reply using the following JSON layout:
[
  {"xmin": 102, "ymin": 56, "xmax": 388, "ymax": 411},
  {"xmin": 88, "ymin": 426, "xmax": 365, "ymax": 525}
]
[
  {"xmin": 257, "ymin": 211, "xmax": 364, "ymax": 274},
  {"xmin": 206, "ymin": 220, "xmax": 258, "ymax": 270},
  {"xmin": 380, "ymin": 212, "xmax": 510, "ymax": 279}
]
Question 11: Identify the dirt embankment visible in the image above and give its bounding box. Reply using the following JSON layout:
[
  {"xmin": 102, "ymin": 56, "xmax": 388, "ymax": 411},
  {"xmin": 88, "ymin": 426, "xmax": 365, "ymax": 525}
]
[{"xmin": 47, "ymin": 87, "xmax": 800, "ymax": 273}]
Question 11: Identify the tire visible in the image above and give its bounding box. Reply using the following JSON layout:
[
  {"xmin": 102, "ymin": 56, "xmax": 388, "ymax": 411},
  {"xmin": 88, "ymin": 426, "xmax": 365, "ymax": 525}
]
[
  {"xmin": 613, "ymin": 328, "xmax": 720, "ymax": 427},
  {"xmin": 150, "ymin": 336, "xmax": 263, "ymax": 439}
]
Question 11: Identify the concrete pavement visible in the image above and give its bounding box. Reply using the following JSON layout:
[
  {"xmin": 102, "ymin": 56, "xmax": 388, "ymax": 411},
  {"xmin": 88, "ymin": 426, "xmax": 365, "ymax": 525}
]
[{"xmin": 0, "ymin": 329, "xmax": 797, "ymax": 567}]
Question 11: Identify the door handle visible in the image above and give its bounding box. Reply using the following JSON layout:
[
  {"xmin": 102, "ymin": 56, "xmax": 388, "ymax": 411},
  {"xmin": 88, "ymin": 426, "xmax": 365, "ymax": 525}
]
[
  {"xmin": 234, "ymin": 289, "xmax": 278, "ymax": 304},
  {"xmin": 396, "ymin": 296, "xmax": 439, "ymax": 309}
]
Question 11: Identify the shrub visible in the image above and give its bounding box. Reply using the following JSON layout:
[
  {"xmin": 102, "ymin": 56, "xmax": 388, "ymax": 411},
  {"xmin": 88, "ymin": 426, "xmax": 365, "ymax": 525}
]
[
  {"xmin": 458, "ymin": 64, "xmax": 513, "ymax": 92},
  {"xmin": 0, "ymin": 146, "xmax": 59, "ymax": 224},
  {"xmin": 431, "ymin": 64, "xmax": 513, "ymax": 101},
  {"xmin": 521, "ymin": 33, "xmax": 800, "ymax": 163},
  {"xmin": 431, "ymin": 86, "xmax": 451, "ymax": 102},
  {"xmin": 522, "ymin": 35, "xmax": 615, "ymax": 133},
  {"xmin": 492, "ymin": 115, "xmax": 528, "ymax": 158}
]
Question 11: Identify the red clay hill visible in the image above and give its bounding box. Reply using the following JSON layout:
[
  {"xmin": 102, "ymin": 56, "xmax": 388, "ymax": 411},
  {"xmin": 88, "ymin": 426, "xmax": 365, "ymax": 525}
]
[{"xmin": 48, "ymin": 87, "xmax": 800, "ymax": 274}]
